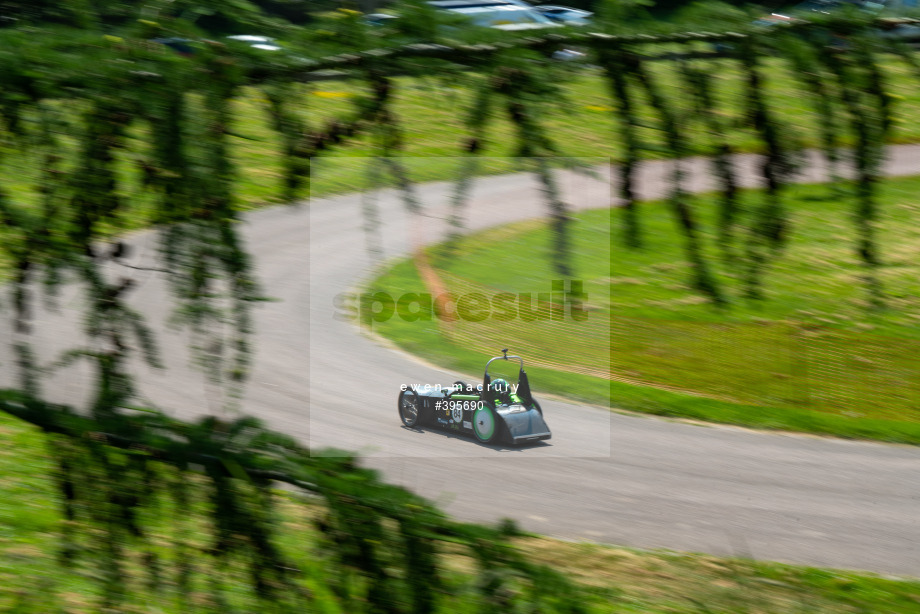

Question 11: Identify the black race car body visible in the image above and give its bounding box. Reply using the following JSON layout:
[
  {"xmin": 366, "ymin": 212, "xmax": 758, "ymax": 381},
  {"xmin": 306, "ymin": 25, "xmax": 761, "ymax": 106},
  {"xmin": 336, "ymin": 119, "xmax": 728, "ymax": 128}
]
[{"xmin": 398, "ymin": 351, "xmax": 551, "ymax": 445}]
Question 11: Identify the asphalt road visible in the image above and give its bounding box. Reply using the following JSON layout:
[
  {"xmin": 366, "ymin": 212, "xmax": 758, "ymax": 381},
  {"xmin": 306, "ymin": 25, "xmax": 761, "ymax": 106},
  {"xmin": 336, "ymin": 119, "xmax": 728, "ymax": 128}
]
[{"xmin": 4, "ymin": 149, "xmax": 920, "ymax": 576}]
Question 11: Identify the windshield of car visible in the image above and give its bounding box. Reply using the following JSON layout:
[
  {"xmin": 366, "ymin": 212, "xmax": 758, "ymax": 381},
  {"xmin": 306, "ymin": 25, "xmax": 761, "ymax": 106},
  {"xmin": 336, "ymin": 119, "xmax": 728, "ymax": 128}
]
[
  {"xmin": 540, "ymin": 6, "xmax": 588, "ymax": 14},
  {"xmin": 447, "ymin": 5, "xmax": 555, "ymax": 25}
]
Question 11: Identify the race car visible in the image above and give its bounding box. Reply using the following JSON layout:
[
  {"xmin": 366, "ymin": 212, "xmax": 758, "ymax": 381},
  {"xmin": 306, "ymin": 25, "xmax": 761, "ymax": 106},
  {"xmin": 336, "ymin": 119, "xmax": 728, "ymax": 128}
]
[{"xmin": 397, "ymin": 350, "xmax": 552, "ymax": 445}]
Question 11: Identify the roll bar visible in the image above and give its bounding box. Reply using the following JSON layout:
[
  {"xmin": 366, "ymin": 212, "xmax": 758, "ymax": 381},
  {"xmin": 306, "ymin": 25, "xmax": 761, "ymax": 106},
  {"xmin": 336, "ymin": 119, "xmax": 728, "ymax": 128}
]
[{"xmin": 484, "ymin": 348, "xmax": 524, "ymax": 376}]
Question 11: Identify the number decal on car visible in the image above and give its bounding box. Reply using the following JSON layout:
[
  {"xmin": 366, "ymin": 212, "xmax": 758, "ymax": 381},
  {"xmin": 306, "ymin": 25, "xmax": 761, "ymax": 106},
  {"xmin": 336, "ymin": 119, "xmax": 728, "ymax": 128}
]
[{"xmin": 449, "ymin": 400, "xmax": 484, "ymax": 422}]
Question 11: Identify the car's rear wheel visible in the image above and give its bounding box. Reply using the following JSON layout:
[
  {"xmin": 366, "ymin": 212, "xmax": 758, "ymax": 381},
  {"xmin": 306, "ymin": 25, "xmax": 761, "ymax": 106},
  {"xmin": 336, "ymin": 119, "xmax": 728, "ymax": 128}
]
[
  {"xmin": 532, "ymin": 398, "xmax": 543, "ymax": 416},
  {"xmin": 398, "ymin": 389, "xmax": 421, "ymax": 428},
  {"xmin": 472, "ymin": 404, "xmax": 498, "ymax": 443}
]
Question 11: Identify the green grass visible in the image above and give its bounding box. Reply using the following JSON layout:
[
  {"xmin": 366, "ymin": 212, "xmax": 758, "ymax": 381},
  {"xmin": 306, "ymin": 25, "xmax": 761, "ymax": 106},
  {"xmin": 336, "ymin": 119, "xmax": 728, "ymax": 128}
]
[
  {"xmin": 521, "ymin": 537, "xmax": 920, "ymax": 613},
  {"xmin": 3, "ymin": 409, "xmax": 920, "ymax": 612},
  {"xmin": 256, "ymin": 58, "xmax": 920, "ymax": 200},
  {"xmin": 5, "ymin": 55, "xmax": 920, "ymax": 287},
  {"xmin": 0, "ymin": 411, "xmax": 333, "ymax": 612},
  {"xmin": 364, "ymin": 174, "xmax": 920, "ymax": 445},
  {"xmin": 7, "ymin": 55, "xmax": 920, "ymax": 223}
]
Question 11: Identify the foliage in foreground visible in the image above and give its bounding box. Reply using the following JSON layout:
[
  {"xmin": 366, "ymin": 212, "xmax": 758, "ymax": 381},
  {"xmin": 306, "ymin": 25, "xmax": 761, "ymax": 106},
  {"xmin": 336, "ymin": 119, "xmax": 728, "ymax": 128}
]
[
  {"xmin": 3, "ymin": 411, "xmax": 920, "ymax": 613},
  {"xmin": 0, "ymin": 392, "xmax": 587, "ymax": 613}
]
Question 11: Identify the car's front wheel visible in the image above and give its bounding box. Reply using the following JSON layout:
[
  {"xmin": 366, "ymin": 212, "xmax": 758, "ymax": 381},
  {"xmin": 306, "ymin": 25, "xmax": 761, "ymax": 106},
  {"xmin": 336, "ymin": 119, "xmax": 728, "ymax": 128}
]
[
  {"xmin": 472, "ymin": 404, "xmax": 498, "ymax": 443},
  {"xmin": 398, "ymin": 389, "xmax": 421, "ymax": 428}
]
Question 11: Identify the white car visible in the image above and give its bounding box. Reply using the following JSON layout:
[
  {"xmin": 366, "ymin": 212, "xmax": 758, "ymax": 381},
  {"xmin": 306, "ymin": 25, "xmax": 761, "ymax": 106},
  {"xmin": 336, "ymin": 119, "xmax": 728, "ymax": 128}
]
[
  {"xmin": 533, "ymin": 5, "xmax": 593, "ymax": 25},
  {"xmin": 365, "ymin": 13, "xmax": 399, "ymax": 25},
  {"xmin": 428, "ymin": 0, "xmax": 561, "ymax": 30},
  {"xmin": 754, "ymin": 0, "xmax": 920, "ymax": 44},
  {"xmin": 225, "ymin": 35, "xmax": 282, "ymax": 52}
]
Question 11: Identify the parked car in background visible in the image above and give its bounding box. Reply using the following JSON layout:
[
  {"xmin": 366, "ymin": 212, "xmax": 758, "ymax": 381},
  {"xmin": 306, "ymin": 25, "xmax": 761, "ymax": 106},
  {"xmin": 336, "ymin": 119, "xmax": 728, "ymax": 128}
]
[
  {"xmin": 428, "ymin": 0, "xmax": 561, "ymax": 30},
  {"xmin": 364, "ymin": 12, "xmax": 399, "ymax": 26},
  {"xmin": 225, "ymin": 34, "xmax": 282, "ymax": 51},
  {"xmin": 373, "ymin": 1, "xmax": 584, "ymax": 58},
  {"xmin": 151, "ymin": 37, "xmax": 198, "ymax": 56},
  {"xmin": 532, "ymin": 5, "xmax": 593, "ymax": 25},
  {"xmin": 756, "ymin": 0, "xmax": 920, "ymax": 43}
]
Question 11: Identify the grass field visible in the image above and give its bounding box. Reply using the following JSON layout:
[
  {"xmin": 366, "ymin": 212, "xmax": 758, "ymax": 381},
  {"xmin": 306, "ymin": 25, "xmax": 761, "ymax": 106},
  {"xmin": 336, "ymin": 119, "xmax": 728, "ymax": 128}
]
[
  {"xmin": 5, "ymin": 56, "xmax": 920, "ymax": 285},
  {"xmin": 3, "ymin": 410, "xmax": 920, "ymax": 613},
  {"xmin": 365, "ymin": 174, "xmax": 920, "ymax": 444},
  {"xmin": 235, "ymin": 58, "xmax": 920, "ymax": 201},
  {"xmin": 5, "ymin": 56, "xmax": 920, "ymax": 220}
]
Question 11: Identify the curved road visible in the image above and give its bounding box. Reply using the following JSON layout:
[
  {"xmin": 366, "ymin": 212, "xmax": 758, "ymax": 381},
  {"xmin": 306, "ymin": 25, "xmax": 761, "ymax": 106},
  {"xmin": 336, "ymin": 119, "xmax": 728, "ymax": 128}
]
[{"xmin": 7, "ymin": 150, "xmax": 920, "ymax": 576}]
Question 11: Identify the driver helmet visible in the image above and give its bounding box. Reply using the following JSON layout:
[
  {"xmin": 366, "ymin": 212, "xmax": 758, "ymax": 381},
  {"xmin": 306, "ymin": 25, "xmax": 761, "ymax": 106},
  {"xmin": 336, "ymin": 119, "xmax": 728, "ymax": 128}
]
[{"xmin": 490, "ymin": 378, "xmax": 510, "ymax": 394}]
